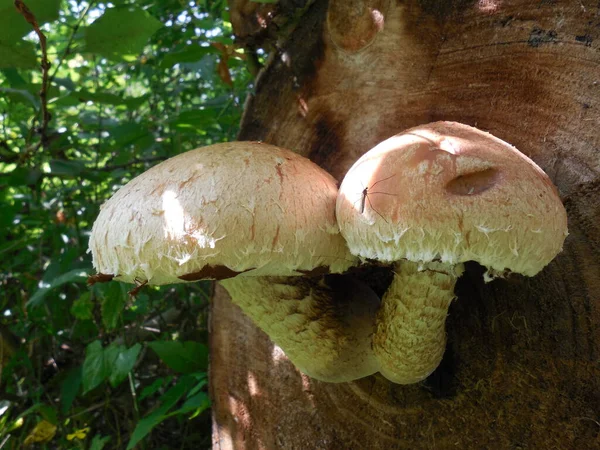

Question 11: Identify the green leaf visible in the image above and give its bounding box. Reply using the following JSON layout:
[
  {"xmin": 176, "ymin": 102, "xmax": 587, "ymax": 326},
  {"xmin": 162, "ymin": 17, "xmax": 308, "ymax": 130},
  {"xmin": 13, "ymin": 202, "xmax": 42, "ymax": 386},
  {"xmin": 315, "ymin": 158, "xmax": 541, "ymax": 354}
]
[
  {"xmin": 100, "ymin": 282, "xmax": 127, "ymax": 331},
  {"xmin": 38, "ymin": 403, "xmax": 58, "ymax": 425},
  {"xmin": 60, "ymin": 367, "xmax": 82, "ymax": 414},
  {"xmin": 0, "ymin": 202, "xmax": 18, "ymax": 230},
  {"xmin": 0, "ymin": 87, "xmax": 39, "ymax": 108},
  {"xmin": 167, "ymin": 391, "xmax": 210, "ymax": 418},
  {"xmin": 180, "ymin": 54, "xmax": 216, "ymax": 77},
  {"xmin": 108, "ymin": 123, "xmax": 150, "ymax": 148},
  {"xmin": 160, "ymin": 45, "xmax": 214, "ymax": 68},
  {"xmin": 0, "ymin": 0, "xmax": 61, "ymax": 41},
  {"xmin": 4, "ymin": 167, "xmax": 42, "ymax": 186},
  {"xmin": 1, "ymin": 68, "xmax": 28, "ymax": 88},
  {"xmin": 170, "ymin": 109, "xmax": 219, "ymax": 130},
  {"xmin": 80, "ymin": 342, "xmax": 123, "ymax": 394},
  {"xmin": 0, "ymin": 40, "xmax": 37, "ymax": 69},
  {"xmin": 108, "ymin": 343, "xmax": 141, "ymax": 387},
  {"xmin": 187, "ymin": 375, "xmax": 208, "ymax": 398},
  {"xmin": 139, "ymin": 377, "xmax": 168, "ymax": 401},
  {"xmin": 82, "ymin": 341, "xmax": 110, "ymax": 394},
  {"xmin": 25, "ymin": 83, "xmax": 61, "ymax": 100},
  {"xmin": 126, "ymin": 376, "xmax": 195, "ymax": 450},
  {"xmin": 27, "ymin": 268, "xmax": 88, "ymax": 308},
  {"xmin": 148, "ymin": 340, "xmax": 208, "ymax": 374},
  {"xmin": 49, "ymin": 159, "xmax": 85, "ymax": 176},
  {"xmin": 70, "ymin": 293, "xmax": 94, "ymax": 320},
  {"xmin": 89, "ymin": 435, "xmax": 111, "ymax": 450},
  {"xmin": 70, "ymin": 90, "xmax": 148, "ymax": 108},
  {"xmin": 103, "ymin": 343, "xmax": 121, "ymax": 370},
  {"xmin": 84, "ymin": 6, "xmax": 163, "ymax": 60},
  {"xmin": 51, "ymin": 77, "xmax": 76, "ymax": 91}
]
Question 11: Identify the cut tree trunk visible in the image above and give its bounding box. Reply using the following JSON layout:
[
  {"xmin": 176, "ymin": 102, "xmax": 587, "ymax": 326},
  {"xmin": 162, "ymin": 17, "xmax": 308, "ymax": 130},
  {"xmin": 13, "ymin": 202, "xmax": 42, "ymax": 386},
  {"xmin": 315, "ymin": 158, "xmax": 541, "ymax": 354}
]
[{"xmin": 211, "ymin": 1, "xmax": 600, "ymax": 448}]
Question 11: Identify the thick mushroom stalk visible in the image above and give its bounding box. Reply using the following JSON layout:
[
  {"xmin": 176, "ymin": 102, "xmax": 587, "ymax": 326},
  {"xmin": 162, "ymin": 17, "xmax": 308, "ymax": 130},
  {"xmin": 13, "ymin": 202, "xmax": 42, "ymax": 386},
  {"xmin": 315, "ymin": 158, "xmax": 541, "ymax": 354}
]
[
  {"xmin": 336, "ymin": 122, "xmax": 568, "ymax": 384},
  {"xmin": 220, "ymin": 274, "xmax": 380, "ymax": 382},
  {"xmin": 373, "ymin": 261, "xmax": 462, "ymax": 384}
]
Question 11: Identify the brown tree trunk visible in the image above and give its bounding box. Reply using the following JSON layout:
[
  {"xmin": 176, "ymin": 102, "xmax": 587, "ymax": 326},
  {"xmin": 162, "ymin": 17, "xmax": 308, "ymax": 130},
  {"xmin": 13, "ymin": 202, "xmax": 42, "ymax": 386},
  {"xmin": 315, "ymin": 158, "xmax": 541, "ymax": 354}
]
[{"xmin": 211, "ymin": 1, "xmax": 600, "ymax": 448}]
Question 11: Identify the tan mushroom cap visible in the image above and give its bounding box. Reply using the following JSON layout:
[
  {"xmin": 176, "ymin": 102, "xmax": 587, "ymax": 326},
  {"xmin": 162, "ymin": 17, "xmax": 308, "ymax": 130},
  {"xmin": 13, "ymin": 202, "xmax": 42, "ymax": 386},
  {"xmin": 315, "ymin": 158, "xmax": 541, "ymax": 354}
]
[
  {"xmin": 90, "ymin": 142, "xmax": 355, "ymax": 285},
  {"xmin": 336, "ymin": 121, "xmax": 568, "ymax": 276}
]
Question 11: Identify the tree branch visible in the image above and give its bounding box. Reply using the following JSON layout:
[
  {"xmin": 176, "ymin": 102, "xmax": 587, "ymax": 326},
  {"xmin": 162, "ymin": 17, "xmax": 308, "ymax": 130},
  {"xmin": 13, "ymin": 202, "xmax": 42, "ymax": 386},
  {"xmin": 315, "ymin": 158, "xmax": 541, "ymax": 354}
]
[{"xmin": 14, "ymin": 0, "xmax": 51, "ymax": 150}]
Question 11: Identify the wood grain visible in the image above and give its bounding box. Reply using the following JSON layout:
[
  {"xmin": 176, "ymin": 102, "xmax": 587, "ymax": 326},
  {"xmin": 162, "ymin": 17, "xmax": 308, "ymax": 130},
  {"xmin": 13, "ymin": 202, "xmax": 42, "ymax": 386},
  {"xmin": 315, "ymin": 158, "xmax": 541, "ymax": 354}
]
[{"xmin": 212, "ymin": 0, "xmax": 600, "ymax": 448}]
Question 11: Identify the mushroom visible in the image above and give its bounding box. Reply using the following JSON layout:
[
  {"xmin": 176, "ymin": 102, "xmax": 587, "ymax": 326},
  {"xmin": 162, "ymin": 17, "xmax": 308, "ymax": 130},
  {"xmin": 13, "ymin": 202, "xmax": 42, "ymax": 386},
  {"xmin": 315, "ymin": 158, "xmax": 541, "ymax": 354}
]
[
  {"xmin": 220, "ymin": 274, "xmax": 379, "ymax": 381},
  {"xmin": 336, "ymin": 122, "xmax": 568, "ymax": 384},
  {"xmin": 89, "ymin": 141, "xmax": 380, "ymax": 382}
]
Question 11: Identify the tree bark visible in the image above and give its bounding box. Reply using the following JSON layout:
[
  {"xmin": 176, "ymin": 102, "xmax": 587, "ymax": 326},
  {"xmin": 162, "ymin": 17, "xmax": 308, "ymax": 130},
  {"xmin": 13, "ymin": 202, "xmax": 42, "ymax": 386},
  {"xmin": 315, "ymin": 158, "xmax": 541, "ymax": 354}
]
[{"xmin": 211, "ymin": 0, "xmax": 600, "ymax": 448}]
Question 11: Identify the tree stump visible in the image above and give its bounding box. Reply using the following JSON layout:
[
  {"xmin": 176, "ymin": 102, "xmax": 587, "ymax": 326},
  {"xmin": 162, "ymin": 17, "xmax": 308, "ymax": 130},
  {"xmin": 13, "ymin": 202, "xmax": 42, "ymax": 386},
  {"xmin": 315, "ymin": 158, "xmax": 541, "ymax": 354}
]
[{"xmin": 211, "ymin": 1, "xmax": 600, "ymax": 448}]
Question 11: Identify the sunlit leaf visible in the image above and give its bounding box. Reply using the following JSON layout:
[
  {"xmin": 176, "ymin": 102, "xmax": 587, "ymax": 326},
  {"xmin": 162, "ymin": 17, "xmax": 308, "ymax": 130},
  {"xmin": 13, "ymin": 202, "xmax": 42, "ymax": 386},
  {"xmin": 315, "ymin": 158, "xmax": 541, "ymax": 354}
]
[
  {"xmin": 148, "ymin": 340, "xmax": 208, "ymax": 374},
  {"xmin": 84, "ymin": 6, "xmax": 163, "ymax": 60},
  {"xmin": 170, "ymin": 109, "xmax": 219, "ymax": 130}
]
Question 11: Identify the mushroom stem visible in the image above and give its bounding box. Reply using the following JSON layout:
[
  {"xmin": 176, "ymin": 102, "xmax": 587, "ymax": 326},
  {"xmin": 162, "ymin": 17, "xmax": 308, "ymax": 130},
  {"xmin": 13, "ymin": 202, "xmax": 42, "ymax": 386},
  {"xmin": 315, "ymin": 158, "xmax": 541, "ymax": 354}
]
[
  {"xmin": 219, "ymin": 274, "xmax": 380, "ymax": 382},
  {"xmin": 373, "ymin": 260, "xmax": 463, "ymax": 384}
]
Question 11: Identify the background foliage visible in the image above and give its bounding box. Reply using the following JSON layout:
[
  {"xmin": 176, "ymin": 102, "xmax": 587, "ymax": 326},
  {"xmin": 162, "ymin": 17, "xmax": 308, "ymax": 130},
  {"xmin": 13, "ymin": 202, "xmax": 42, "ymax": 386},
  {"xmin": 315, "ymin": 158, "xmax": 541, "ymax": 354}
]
[{"xmin": 0, "ymin": 0, "xmax": 255, "ymax": 447}]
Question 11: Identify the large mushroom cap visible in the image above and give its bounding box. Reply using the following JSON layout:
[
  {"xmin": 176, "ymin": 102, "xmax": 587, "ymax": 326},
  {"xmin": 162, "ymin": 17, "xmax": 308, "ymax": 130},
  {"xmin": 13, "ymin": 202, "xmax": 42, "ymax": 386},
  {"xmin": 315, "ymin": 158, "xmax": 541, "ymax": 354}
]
[
  {"xmin": 90, "ymin": 142, "xmax": 354, "ymax": 284},
  {"xmin": 336, "ymin": 121, "xmax": 568, "ymax": 276}
]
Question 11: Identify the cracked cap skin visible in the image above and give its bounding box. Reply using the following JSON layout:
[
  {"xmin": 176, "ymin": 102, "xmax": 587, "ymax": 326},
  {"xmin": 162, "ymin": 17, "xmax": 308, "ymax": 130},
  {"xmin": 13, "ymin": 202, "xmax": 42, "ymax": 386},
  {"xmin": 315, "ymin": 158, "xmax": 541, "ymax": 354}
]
[{"xmin": 90, "ymin": 141, "xmax": 355, "ymax": 285}]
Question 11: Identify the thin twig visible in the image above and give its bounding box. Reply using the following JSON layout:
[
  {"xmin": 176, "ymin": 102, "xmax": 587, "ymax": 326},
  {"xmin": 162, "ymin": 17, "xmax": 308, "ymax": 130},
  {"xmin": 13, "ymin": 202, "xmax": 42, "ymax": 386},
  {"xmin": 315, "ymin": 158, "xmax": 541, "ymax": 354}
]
[
  {"xmin": 67, "ymin": 401, "xmax": 106, "ymax": 420},
  {"xmin": 96, "ymin": 156, "xmax": 167, "ymax": 172},
  {"xmin": 14, "ymin": 0, "xmax": 52, "ymax": 149},
  {"xmin": 0, "ymin": 435, "xmax": 11, "ymax": 449},
  {"xmin": 49, "ymin": 2, "xmax": 94, "ymax": 83},
  {"xmin": 128, "ymin": 372, "xmax": 140, "ymax": 420}
]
